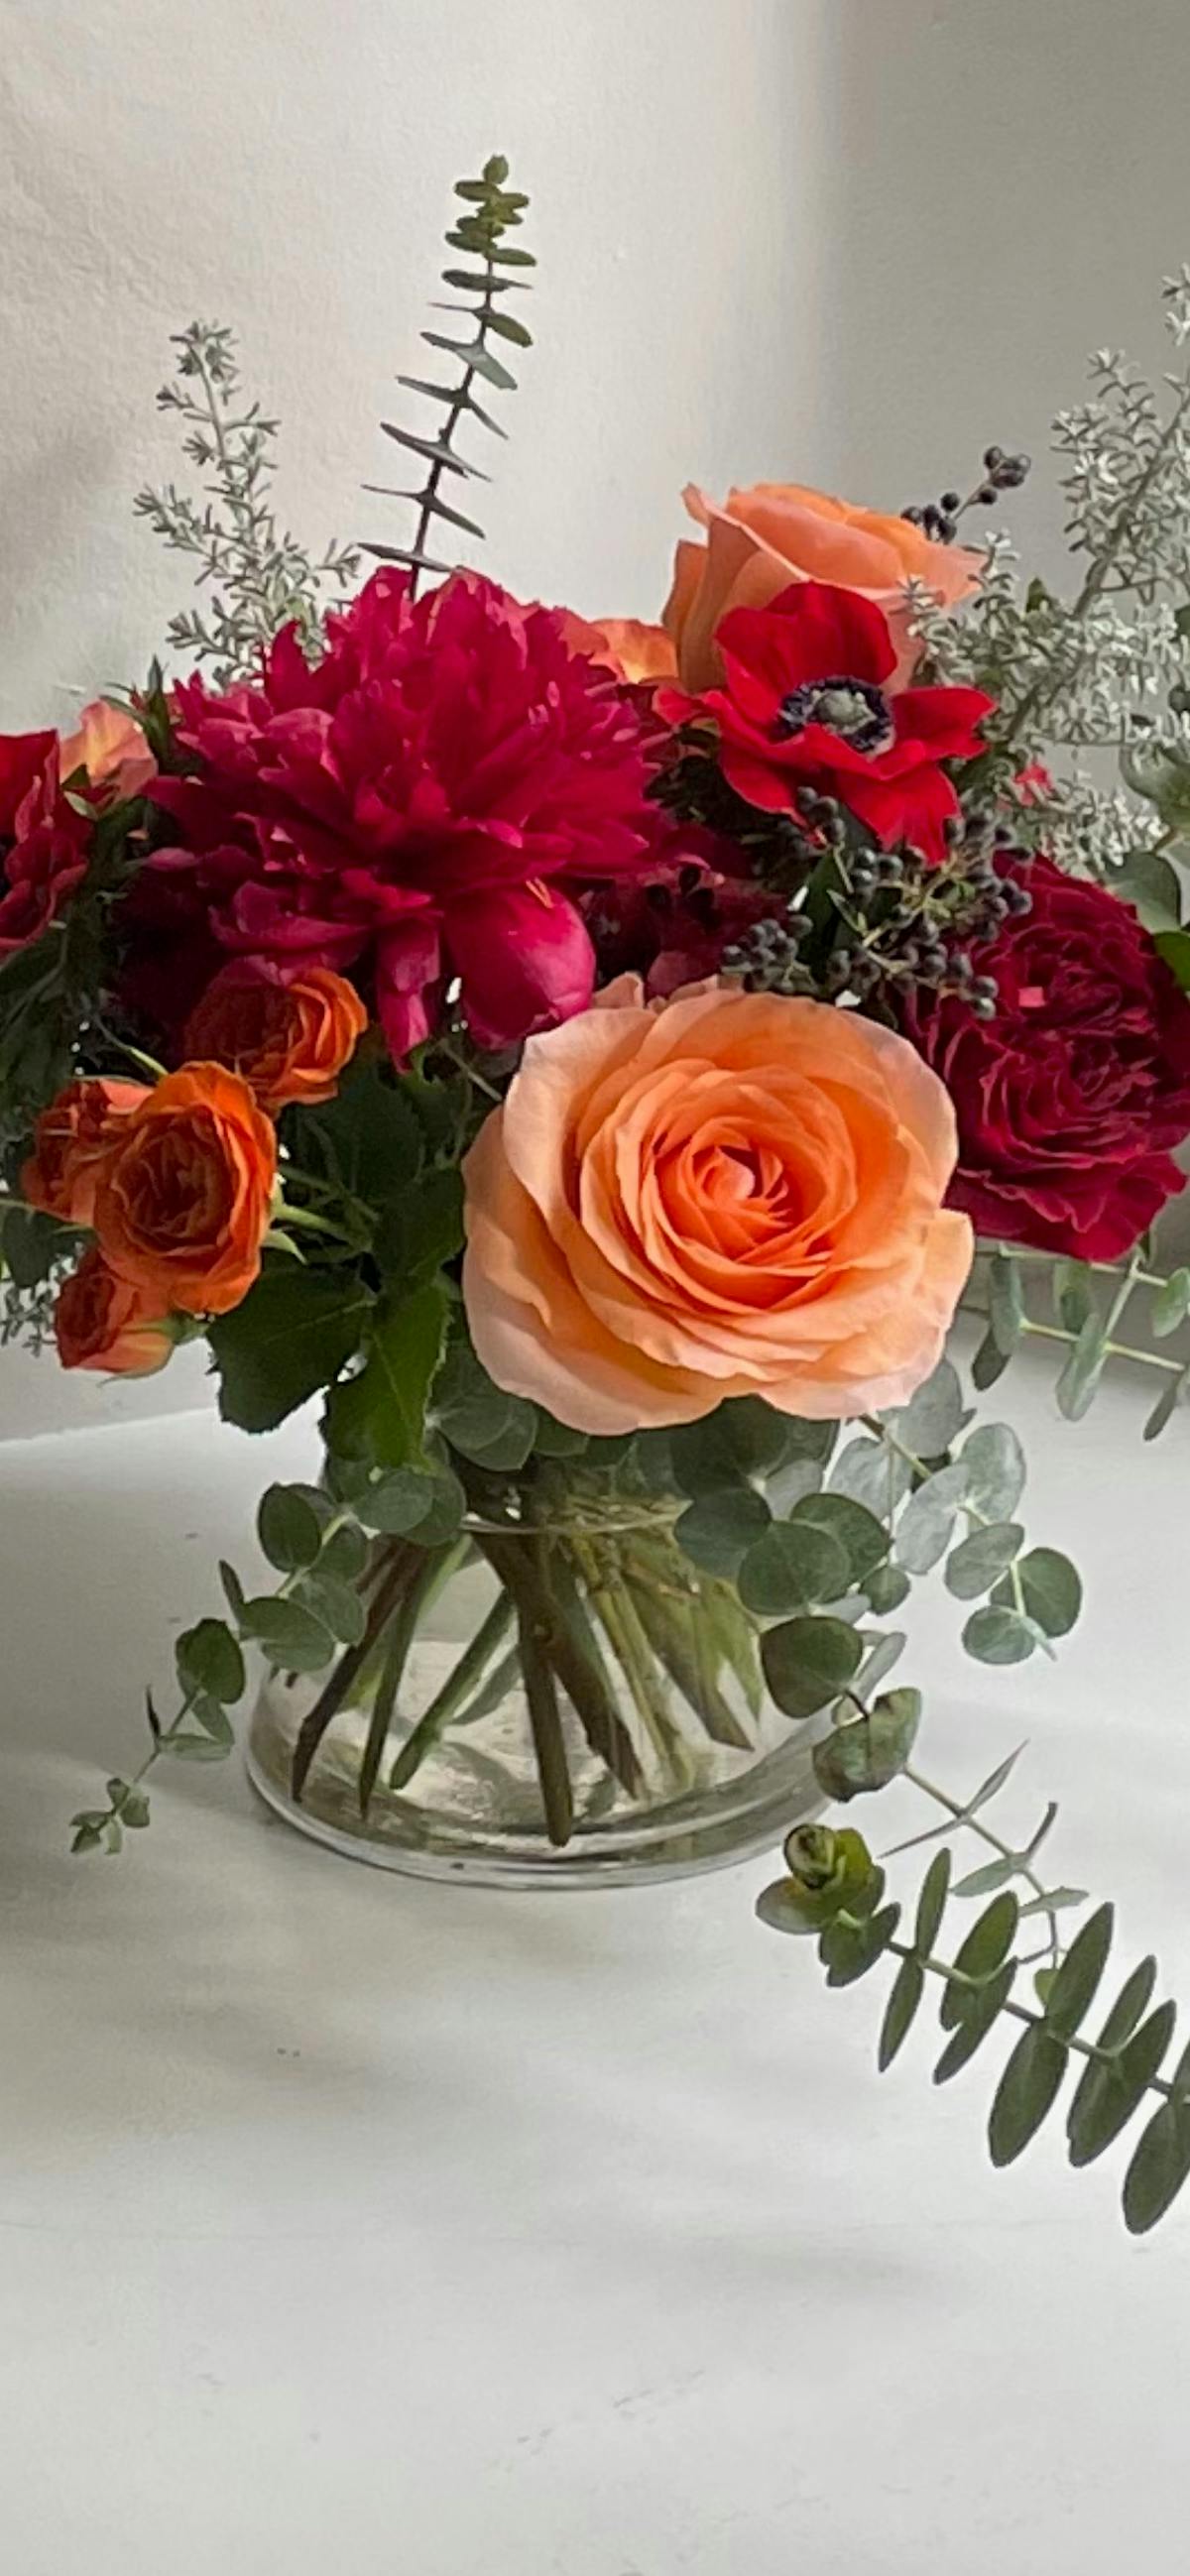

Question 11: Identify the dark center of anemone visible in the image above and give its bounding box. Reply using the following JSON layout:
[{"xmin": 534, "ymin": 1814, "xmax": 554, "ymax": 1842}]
[{"xmin": 774, "ymin": 675, "xmax": 893, "ymax": 755}]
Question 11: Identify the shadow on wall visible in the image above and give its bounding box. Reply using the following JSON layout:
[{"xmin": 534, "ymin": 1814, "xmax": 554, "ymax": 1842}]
[{"xmin": 0, "ymin": 1335, "xmax": 212, "ymax": 1442}]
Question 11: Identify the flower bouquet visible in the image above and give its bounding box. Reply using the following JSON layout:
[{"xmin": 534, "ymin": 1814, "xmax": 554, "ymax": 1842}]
[{"xmin": 7, "ymin": 159, "xmax": 1190, "ymax": 2228}]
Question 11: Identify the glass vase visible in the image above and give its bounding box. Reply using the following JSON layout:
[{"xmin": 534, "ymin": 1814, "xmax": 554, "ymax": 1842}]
[{"xmin": 246, "ymin": 1508, "xmax": 826, "ymax": 1888}]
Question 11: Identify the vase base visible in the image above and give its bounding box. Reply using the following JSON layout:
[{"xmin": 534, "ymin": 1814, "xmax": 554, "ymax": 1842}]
[{"xmin": 244, "ymin": 1732, "xmax": 825, "ymax": 1891}]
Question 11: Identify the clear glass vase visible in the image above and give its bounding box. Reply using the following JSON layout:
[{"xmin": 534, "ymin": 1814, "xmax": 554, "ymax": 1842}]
[{"xmin": 246, "ymin": 1516, "xmax": 826, "ymax": 1888}]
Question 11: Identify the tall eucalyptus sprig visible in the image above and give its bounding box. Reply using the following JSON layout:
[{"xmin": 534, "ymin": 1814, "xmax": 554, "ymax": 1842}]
[{"xmin": 365, "ymin": 154, "xmax": 533, "ymax": 590}]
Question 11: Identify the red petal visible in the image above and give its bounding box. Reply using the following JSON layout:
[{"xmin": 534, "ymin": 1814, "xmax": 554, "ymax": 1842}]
[{"xmin": 448, "ymin": 884, "xmax": 595, "ymax": 1049}]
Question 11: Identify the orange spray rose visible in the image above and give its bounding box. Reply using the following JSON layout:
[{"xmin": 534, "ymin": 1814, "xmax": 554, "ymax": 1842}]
[
  {"xmin": 93, "ymin": 1063, "xmax": 277, "ymax": 1317},
  {"xmin": 22, "ymin": 1077, "xmax": 150, "ymax": 1227},
  {"xmin": 184, "ymin": 962, "xmax": 368, "ymax": 1112},
  {"xmin": 55, "ymin": 1247, "xmax": 173, "ymax": 1374},
  {"xmin": 59, "ymin": 699, "xmax": 157, "ymax": 799},
  {"xmin": 462, "ymin": 980, "xmax": 972, "ymax": 1433}
]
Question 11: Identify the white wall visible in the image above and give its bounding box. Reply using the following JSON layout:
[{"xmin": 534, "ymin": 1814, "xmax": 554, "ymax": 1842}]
[{"xmin": 0, "ymin": 0, "xmax": 834, "ymax": 730}]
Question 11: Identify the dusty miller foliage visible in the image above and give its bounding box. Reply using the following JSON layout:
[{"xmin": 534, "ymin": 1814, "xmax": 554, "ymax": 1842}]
[
  {"xmin": 135, "ymin": 323, "xmax": 362, "ymax": 685},
  {"xmin": 910, "ymin": 268, "xmax": 1190, "ymax": 877}
]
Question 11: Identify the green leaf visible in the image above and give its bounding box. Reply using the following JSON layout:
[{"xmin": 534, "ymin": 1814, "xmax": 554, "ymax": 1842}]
[
  {"xmin": 879, "ymin": 1956, "xmax": 925, "ymax": 2069},
  {"xmin": 190, "ymin": 1696, "xmax": 234, "ymax": 1743},
  {"xmin": 0, "ymin": 1205, "xmax": 72, "ymax": 1289},
  {"xmin": 864, "ymin": 1562, "xmax": 911, "ymax": 1614},
  {"xmin": 913, "ymin": 1848, "xmax": 951, "ymax": 1957},
  {"xmin": 1151, "ymin": 1267, "xmax": 1190, "ymax": 1337},
  {"xmin": 737, "ymin": 1519, "xmax": 848, "ymax": 1615},
  {"xmin": 893, "ymin": 1462, "xmax": 970, "ymax": 1575},
  {"xmin": 219, "ymin": 1560, "xmax": 247, "ymax": 1622},
  {"xmin": 828, "ymin": 1437, "xmax": 911, "ymax": 1515},
  {"xmin": 756, "ymin": 1878, "xmax": 827, "ymax": 1937},
  {"xmin": 819, "ymin": 1903, "xmax": 901, "ymax": 1989},
  {"xmin": 1114, "ymin": 846, "xmax": 1183, "ymax": 932},
  {"xmin": 352, "ymin": 1467, "xmax": 453, "ymax": 1535},
  {"xmin": 1055, "ymin": 1311, "xmax": 1108, "ymax": 1421},
  {"xmin": 290, "ymin": 1064, "xmax": 423, "ymax": 1205},
  {"xmin": 325, "ymin": 1283, "xmax": 449, "ymax": 1468},
  {"xmin": 176, "ymin": 1618, "xmax": 246, "ymax": 1706},
  {"xmin": 761, "ymin": 1614, "xmax": 864, "ymax": 1722},
  {"xmin": 373, "ymin": 1167, "xmax": 463, "ymax": 1290},
  {"xmin": 1011, "ymin": 1546, "xmax": 1082, "ymax": 1639},
  {"xmin": 1154, "ymin": 928, "xmax": 1190, "ymax": 990},
  {"xmin": 961, "ymin": 1422, "xmax": 1025, "ymax": 1519},
  {"xmin": 933, "ymin": 1961, "xmax": 1016, "ymax": 2081},
  {"xmin": 988, "ymin": 2025, "xmax": 1068, "ymax": 2165},
  {"xmin": 961, "ymin": 1603, "xmax": 1039, "ymax": 1665},
  {"xmin": 942, "ymin": 1889, "xmax": 1020, "ymax": 2028},
  {"xmin": 299, "ymin": 1573, "xmax": 368, "ymax": 1647},
  {"xmin": 1144, "ymin": 1372, "xmax": 1185, "ymax": 1441},
  {"xmin": 1082, "ymin": 1956, "xmax": 1159, "ymax": 2062},
  {"xmin": 944, "ymin": 1520, "xmax": 1024, "ymax": 1599},
  {"xmin": 238, "ymin": 1596, "xmax": 336, "ymax": 1675},
  {"xmin": 971, "ymin": 1328, "xmax": 1010, "ymax": 1392},
  {"xmin": 318, "ymin": 1523, "xmax": 370, "ymax": 1583},
  {"xmin": 856, "ymin": 1630, "xmax": 906, "ymax": 1697},
  {"xmin": 812, "ymin": 1688, "xmax": 921, "ymax": 1802},
  {"xmin": 257, "ymin": 1484, "xmax": 323, "ymax": 1575},
  {"xmin": 953, "ymin": 1855, "xmax": 1017, "ymax": 1900},
  {"xmin": 433, "ymin": 1339, "xmax": 537, "ymax": 1469},
  {"xmin": 483, "ymin": 307, "xmax": 533, "ymax": 348},
  {"xmin": 1123, "ymin": 2099, "xmax": 1190, "ymax": 2233},
  {"xmin": 988, "ymin": 1251, "xmax": 1025, "ymax": 1355},
  {"xmin": 675, "ymin": 1486, "xmax": 772, "ymax": 1580},
  {"xmin": 1053, "ymin": 1258, "xmax": 1095, "ymax": 1335},
  {"xmin": 888, "ymin": 1357, "xmax": 964, "ymax": 1454},
  {"xmin": 120, "ymin": 1787, "xmax": 152, "ymax": 1828},
  {"xmin": 1041, "ymin": 1903, "xmax": 1114, "ymax": 2039},
  {"xmin": 210, "ymin": 1269, "xmax": 373, "ymax": 1433},
  {"xmin": 1067, "ymin": 2002, "xmax": 1177, "ymax": 2166},
  {"xmin": 790, "ymin": 1493, "xmax": 889, "ymax": 1585},
  {"xmin": 533, "ymin": 1410, "xmax": 589, "ymax": 1460}
]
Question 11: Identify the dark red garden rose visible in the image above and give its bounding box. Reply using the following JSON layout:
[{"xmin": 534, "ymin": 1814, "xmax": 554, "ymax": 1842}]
[
  {"xmin": 142, "ymin": 570, "xmax": 656, "ymax": 1059},
  {"xmin": 900, "ymin": 855, "xmax": 1190, "ymax": 1260},
  {"xmin": 659, "ymin": 580, "xmax": 994, "ymax": 863},
  {"xmin": 0, "ymin": 733, "xmax": 91, "ymax": 958}
]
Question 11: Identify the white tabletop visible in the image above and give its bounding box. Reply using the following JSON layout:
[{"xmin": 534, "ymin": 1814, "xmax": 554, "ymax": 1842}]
[{"xmin": 1, "ymin": 1359, "xmax": 1186, "ymax": 2573}]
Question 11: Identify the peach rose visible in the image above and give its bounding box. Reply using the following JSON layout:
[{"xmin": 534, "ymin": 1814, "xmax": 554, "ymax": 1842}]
[
  {"xmin": 93, "ymin": 1063, "xmax": 277, "ymax": 1317},
  {"xmin": 184, "ymin": 961, "xmax": 368, "ymax": 1112},
  {"xmin": 22, "ymin": 1077, "xmax": 151, "ymax": 1227},
  {"xmin": 55, "ymin": 1247, "xmax": 173, "ymax": 1375},
  {"xmin": 59, "ymin": 699, "xmax": 157, "ymax": 799},
  {"xmin": 662, "ymin": 482, "xmax": 982, "ymax": 691},
  {"xmin": 559, "ymin": 612, "xmax": 678, "ymax": 686},
  {"xmin": 462, "ymin": 981, "xmax": 972, "ymax": 1433}
]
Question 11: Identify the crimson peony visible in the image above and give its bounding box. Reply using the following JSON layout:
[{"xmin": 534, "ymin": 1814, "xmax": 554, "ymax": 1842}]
[
  {"xmin": 143, "ymin": 570, "xmax": 655, "ymax": 1059},
  {"xmin": 900, "ymin": 855, "xmax": 1190, "ymax": 1260},
  {"xmin": 0, "ymin": 732, "xmax": 91, "ymax": 958}
]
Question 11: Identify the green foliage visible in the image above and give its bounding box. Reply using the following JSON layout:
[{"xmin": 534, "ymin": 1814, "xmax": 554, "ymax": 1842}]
[
  {"xmin": 893, "ymin": 1462, "xmax": 970, "ymax": 1575},
  {"xmin": 813, "ymin": 1689, "xmax": 921, "ymax": 1802},
  {"xmin": 210, "ymin": 1268, "xmax": 373, "ymax": 1433},
  {"xmin": 432, "ymin": 1336, "xmax": 537, "ymax": 1470},
  {"xmin": 675, "ymin": 1486, "xmax": 772, "ymax": 1580},
  {"xmin": 175, "ymin": 1619, "xmax": 246, "ymax": 1706},
  {"xmin": 257, "ymin": 1484, "xmax": 324, "ymax": 1574},
  {"xmin": 761, "ymin": 1614, "xmax": 863, "ymax": 1721},
  {"xmin": 237, "ymin": 1594, "xmax": 336, "ymax": 1675},
  {"xmin": 367, "ymin": 156, "xmax": 532, "ymax": 585},
  {"xmin": 759, "ymin": 1842, "xmax": 1190, "ymax": 2230},
  {"xmin": 324, "ymin": 1283, "xmax": 449, "ymax": 1468},
  {"xmin": 135, "ymin": 321, "xmax": 360, "ymax": 682}
]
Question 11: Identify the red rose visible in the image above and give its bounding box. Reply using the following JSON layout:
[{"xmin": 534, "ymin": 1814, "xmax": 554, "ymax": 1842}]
[
  {"xmin": 900, "ymin": 856, "xmax": 1190, "ymax": 1260},
  {"xmin": 0, "ymin": 737, "xmax": 91, "ymax": 958},
  {"xmin": 658, "ymin": 580, "xmax": 993, "ymax": 864}
]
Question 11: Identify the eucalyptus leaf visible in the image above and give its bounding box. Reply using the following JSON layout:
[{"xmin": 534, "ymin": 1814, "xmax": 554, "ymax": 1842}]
[
  {"xmin": 961, "ymin": 1423, "xmax": 1025, "ymax": 1520},
  {"xmin": 176, "ymin": 1619, "xmax": 246, "ymax": 1707},
  {"xmin": 1123, "ymin": 2099, "xmax": 1190, "ymax": 2234},
  {"xmin": 1068, "ymin": 2003, "xmax": 1177, "ymax": 2166},
  {"xmin": 933, "ymin": 1962, "xmax": 1016, "ymax": 2082},
  {"xmin": 1009, "ymin": 1546, "xmax": 1082, "ymax": 1639},
  {"xmin": 791, "ymin": 1493, "xmax": 889, "ymax": 1585},
  {"xmin": 913, "ymin": 1848, "xmax": 951, "ymax": 1957},
  {"xmin": 887, "ymin": 1356, "xmax": 964, "ymax": 1455},
  {"xmin": 1053, "ymin": 1259, "xmax": 1096, "ymax": 1336},
  {"xmin": 971, "ymin": 1329, "xmax": 1010, "ymax": 1392},
  {"xmin": 1151, "ymin": 1268, "xmax": 1190, "ymax": 1338},
  {"xmin": 879, "ymin": 1956, "xmax": 925, "ymax": 2069},
  {"xmin": 1113, "ymin": 846, "xmax": 1183, "ymax": 931},
  {"xmin": 893, "ymin": 1463, "xmax": 970, "ymax": 1575},
  {"xmin": 856, "ymin": 1630, "xmax": 906, "ymax": 1697},
  {"xmin": 988, "ymin": 2026, "xmax": 1067, "ymax": 2165},
  {"xmin": 944, "ymin": 1520, "xmax": 1024, "ymax": 1600},
  {"xmin": 1143, "ymin": 1372, "xmax": 1185, "ymax": 1441},
  {"xmin": 961, "ymin": 1604, "xmax": 1040, "ymax": 1665},
  {"xmin": 819, "ymin": 1902, "xmax": 901, "ymax": 1989},
  {"xmin": 1040, "ymin": 1904, "xmax": 1113, "ymax": 2039},
  {"xmin": 828, "ymin": 1438, "xmax": 910, "ymax": 1516},
  {"xmin": 1055, "ymin": 1311, "xmax": 1108, "ymax": 1422},
  {"xmin": 238, "ymin": 1596, "xmax": 336, "ymax": 1675},
  {"xmin": 761, "ymin": 1615, "xmax": 863, "ymax": 1722},
  {"xmin": 257, "ymin": 1484, "xmax": 323, "ymax": 1575},
  {"xmin": 864, "ymin": 1562, "xmax": 911, "ymax": 1615},
  {"xmin": 737, "ymin": 1520, "xmax": 848, "ymax": 1616},
  {"xmin": 812, "ymin": 1688, "xmax": 920, "ymax": 1802},
  {"xmin": 675, "ymin": 1486, "xmax": 772, "ymax": 1580},
  {"xmin": 988, "ymin": 1251, "xmax": 1025, "ymax": 1356}
]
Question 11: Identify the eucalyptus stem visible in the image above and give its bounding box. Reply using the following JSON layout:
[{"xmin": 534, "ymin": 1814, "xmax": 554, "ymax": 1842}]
[{"xmin": 904, "ymin": 1764, "xmax": 1062, "ymax": 1971}]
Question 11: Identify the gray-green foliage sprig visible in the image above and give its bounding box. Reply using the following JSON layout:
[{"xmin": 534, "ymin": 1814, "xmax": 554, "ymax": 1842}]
[
  {"xmin": 760, "ymin": 1839, "xmax": 1190, "ymax": 2234},
  {"xmin": 969, "ymin": 1242, "xmax": 1190, "ymax": 1439},
  {"xmin": 135, "ymin": 322, "xmax": 361, "ymax": 684},
  {"xmin": 365, "ymin": 153, "xmax": 533, "ymax": 591}
]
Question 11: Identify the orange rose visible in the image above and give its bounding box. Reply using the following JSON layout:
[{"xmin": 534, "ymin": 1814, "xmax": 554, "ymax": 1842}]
[
  {"xmin": 59, "ymin": 699, "xmax": 157, "ymax": 799},
  {"xmin": 462, "ymin": 980, "xmax": 972, "ymax": 1432},
  {"xmin": 559, "ymin": 612, "xmax": 678, "ymax": 686},
  {"xmin": 662, "ymin": 482, "xmax": 982, "ymax": 690},
  {"xmin": 93, "ymin": 1063, "xmax": 277, "ymax": 1316},
  {"xmin": 184, "ymin": 961, "xmax": 368, "ymax": 1112},
  {"xmin": 55, "ymin": 1246, "xmax": 173, "ymax": 1375},
  {"xmin": 22, "ymin": 1077, "xmax": 150, "ymax": 1226}
]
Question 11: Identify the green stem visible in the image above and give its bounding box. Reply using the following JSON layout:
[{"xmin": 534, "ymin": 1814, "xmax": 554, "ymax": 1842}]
[
  {"xmin": 356, "ymin": 1539, "xmax": 470, "ymax": 1815},
  {"xmin": 291, "ymin": 1544, "xmax": 415, "ymax": 1802},
  {"xmin": 388, "ymin": 1586, "xmax": 517, "ymax": 1791},
  {"xmin": 904, "ymin": 1764, "xmax": 1062, "ymax": 1972},
  {"xmin": 518, "ymin": 1605, "xmax": 574, "ymax": 1849}
]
